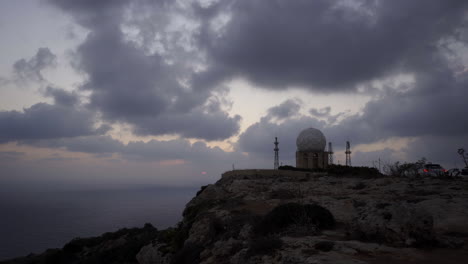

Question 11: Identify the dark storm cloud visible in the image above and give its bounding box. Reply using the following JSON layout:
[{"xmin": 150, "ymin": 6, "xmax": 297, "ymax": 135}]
[
  {"xmin": 266, "ymin": 99, "xmax": 301, "ymax": 120},
  {"xmin": 324, "ymin": 67, "xmax": 468, "ymax": 146},
  {"xmin": 13, "ymin": 47, "xmax": 56, "ymax": 82},
  {"xmin": 43, "ymin": 0, "xmax": 468, "ymax": 161},
  {"xmin": 0, "ymin": 103, "xmax": 104, "ymax": 143},
  {"xmin": 46, "ymin": 0, "xmax": 241, "ymax": 141},
  {"xmin": 309, "ymin": 106, "xmax": 346, "ymax": 124},
  {"xmin": 238, "ymin": 113, "xmax": 326, "ymax": 160},
  {"xmin": 198, "ymin": 0, "xmax": 468, "ymax": 91},
  {"xmin": 44, "ymin": 86, "xmax": 79, "ymax": 106}
]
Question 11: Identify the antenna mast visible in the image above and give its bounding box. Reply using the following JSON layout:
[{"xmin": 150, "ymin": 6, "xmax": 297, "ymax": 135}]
[
  {"xmin": 345, "ymin": 141, "xmax": 352, "ymax": 167},
  {"xmin": 458, "ymin": 148, "xmax": 468, "ymax": 167},
  {"xmin": 274, "ymin": 137, "xmax": 279, "ymax": 170},
  {"xmin": 328, "ymin": 142, "xmax": 334, "ymax": 165}
]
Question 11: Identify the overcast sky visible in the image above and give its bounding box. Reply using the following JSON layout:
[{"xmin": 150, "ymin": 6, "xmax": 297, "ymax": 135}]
[{"xmin": 1, "ymin": 0, "xmax": 467, "ymax": 189}]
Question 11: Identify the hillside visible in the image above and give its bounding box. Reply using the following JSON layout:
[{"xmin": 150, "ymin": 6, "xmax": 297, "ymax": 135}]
[{"xmin": 3, "ymin": 169, "xmax": 468, "ymax": 264}]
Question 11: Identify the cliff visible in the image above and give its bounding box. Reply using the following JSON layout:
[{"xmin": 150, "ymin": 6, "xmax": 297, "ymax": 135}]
[{"xmin": 3, "ymin": 169, "xmax": 468, "ymax": 264}]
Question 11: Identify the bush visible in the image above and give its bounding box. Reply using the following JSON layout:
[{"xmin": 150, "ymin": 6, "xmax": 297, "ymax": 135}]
[
  {"xmin": 246, "ymin": 236, "xmax": 283, "ymax": 257},
  {"xmin": 278, "ymin": 165, "xmax": 325, "ymax": 173},
  {"xmin": 59, "ymin": 224, "xmax": 159, "ymax": 263},
  {"xmin": 279, "ymin": 164, "xmax": 382, "ymax": 178},
  {"xmin": 383, "ymin": 158, "xmax": 426, "ymax": 177},
  {"xmin": 253, "ymin": 203, "xmax": 335, "ymax": 236},
  {"xmin": 327, "ymin": 165, "xmax": 381, "ymax": 178}
]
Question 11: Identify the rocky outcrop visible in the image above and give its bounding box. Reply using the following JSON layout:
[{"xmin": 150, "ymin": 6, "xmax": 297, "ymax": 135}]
[
  {"xmin": 136, "ymin": 242, "xmax": 172, "ymax": 264},
  {"xmin": 175, "ymin": 170, "xmax": 468, "ymax": 264},
  {"xmin": 3, "ymin": 169, "xmax": 468, "ymax": 264},
  {"xmin": 349, "ymin": 202, "xmax": 435, "ymax": 246}
]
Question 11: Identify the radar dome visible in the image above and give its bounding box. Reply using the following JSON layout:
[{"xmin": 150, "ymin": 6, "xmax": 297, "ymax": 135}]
[{"xmin": 296, "ymin": 128, "xmax": 326, "ymax": 152}]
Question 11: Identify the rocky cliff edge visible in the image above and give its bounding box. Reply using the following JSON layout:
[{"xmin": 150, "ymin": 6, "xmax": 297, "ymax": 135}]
[{"xmin": 4, "ymin": 169, "xmax": 468, "ymax": 264}]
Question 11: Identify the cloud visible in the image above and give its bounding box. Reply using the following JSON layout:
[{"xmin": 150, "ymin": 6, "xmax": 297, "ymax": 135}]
[
  {"xmin": 44, "ymin": 86, "xmax": 79, "ymax": 106},
  {"xmin": 324, "ymin": 67, "xmax": 468, "ymax": 146},
  {"xmin": 309, "ymin": 107, "xmax": 331, "ymax": 118},
  {"xmin": 266, "ymin": 99, "xmax": 301, "ymax": 120},
  {"xmin": 27, "ymin": 135, "xmax": 123, "ymax": 154},
  {"xmin": 0, "ymin": 151, "xmax": 25, "ymax": 161},
  {"xmin": 46, "ymin": 0, "xmax": 241, "ymax": 141},
  {"xmin": 37, "ymin": 0, "xmax": 468, "ymax": 169},
  {"xmin": 197, "ymin": 0, "xmax": 468, "ymax": 91},
  {"xmin": 13, "ymin": 47, "xmax": 57, "ymax": 82},
  {"xmin": 238, "ymin": 114, "xmax": 326, "ymax": 162},
  {"xmin": 403, "ymin": 135, "xmax": 468, "ymax": 168},
  {"xmin": 25, "ymin": 135, "xmax": 248, "ymax": 166},
  {"xmin": 0, "ymin": 103, "xmax": 104, "ymax": 143}
]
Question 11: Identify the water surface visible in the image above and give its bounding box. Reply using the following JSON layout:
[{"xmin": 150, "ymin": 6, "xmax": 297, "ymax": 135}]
[{"xmin": 0, "ymin": 186, "xmax": 197, "ymax": 260}]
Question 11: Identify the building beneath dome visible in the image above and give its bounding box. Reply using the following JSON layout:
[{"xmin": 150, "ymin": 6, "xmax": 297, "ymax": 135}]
[{"xmin": 296, "ymin": 127, "xmax": 330, "ymax": 169}]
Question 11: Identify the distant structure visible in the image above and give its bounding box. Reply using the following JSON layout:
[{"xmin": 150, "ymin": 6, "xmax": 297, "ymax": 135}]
[
  {"xmin": 345, "ymin": 141, "xmax": 352, "ymax": 167},
  {"xmin": 458, "ymin": 148, "xmax": 468, "ymax": 167},
  {"xmin": 296, "ymin": 128, "xmax": 330, "ymax": 169},
  {"xmin": 274, "ymin": 137, "xmax": 279, "ymax": 170},
  {"xmin": 328, "ymin": 142, "xmax": 334, "ymax": 165}
]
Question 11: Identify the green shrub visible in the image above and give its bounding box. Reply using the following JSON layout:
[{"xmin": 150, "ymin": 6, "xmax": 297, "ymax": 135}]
[{"xmin": 253, "ymin": 203, "xmax": 335, "ymax": 236}]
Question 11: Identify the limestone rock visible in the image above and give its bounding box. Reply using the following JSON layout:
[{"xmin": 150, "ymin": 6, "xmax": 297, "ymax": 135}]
[
  {"xmin": 136, "ymin": 242, "xmax": 172, "ymax": 264},
  {"xmin": 349, "ymin": 202, "xmax": 435, "ymax": 246}
]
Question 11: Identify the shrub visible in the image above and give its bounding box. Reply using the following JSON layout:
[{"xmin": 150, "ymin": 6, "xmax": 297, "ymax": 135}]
[
  {"xmin": 383, "ymin": 158, "xmax": 426, "ymax": 177},
  {"xmin": 278, "ymin": 165, "xmax": 325, "ymax": 173},
  {"xmin": 246, "ymin": 236, "xmax": 283, "ymax": 257},
  {"xmin": 253, "ymin": 203, "xmax": 335, "ymax": 236},
  {"xmin": 327, "ymin": 165, "xmax": 381, "ymax": 178},
  {"xmin": 59, "ymin": 224, "xmax": 159, "ymax": 263}
]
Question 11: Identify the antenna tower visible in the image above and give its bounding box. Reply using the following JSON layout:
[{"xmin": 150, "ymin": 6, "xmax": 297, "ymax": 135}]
[
  {"xmin": 458, "ymin": 148, "xmax": 468, "ymax": 167},
  {"xmin": 328, "ymin": 142, "xmax": 334, "ymax": 165},
  {"xmin": 345, "ymin": 141, "xmax": 352, "ymax": 166},
  {"xmin": 274, "ymin": 137, "xmax": 279, "ymax": 170}
]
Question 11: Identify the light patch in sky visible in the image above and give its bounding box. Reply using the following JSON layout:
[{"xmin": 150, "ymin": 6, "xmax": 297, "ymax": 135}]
[{"xmin": 227, "ymin": 78, "xmax": 371, "ymax": 132}]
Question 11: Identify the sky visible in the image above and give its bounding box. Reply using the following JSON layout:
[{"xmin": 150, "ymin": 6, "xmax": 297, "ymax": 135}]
[{"xmin": 1, "ymin": 0, "xmax": 468, "ymax": 189}]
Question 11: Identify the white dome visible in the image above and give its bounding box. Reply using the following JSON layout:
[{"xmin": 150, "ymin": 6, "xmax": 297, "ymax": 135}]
[{"xmin": 296, "ymin": 128, "xmax": 326, "ymax": 152}]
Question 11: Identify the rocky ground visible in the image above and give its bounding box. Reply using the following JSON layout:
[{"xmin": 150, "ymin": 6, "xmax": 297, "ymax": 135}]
[{"xmin": 3, "ymin": 169, "xmax": 468, "ymax": 264}]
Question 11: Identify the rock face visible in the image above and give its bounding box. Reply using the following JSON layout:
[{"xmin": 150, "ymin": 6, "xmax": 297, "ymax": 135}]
[
  {"xmin": 136, "ymin": 242, "xmax": 172, "ymax": 264},
  {"xmin": 175, "ymin": 170, "xmax": 468, "ymax": 264},
  {"xmin": 3, "ymin": 169, "xmax": 468, "ymax": 264},
  {"xmin": 350, "ymin": 202, "xmax": 435, "ymax": 246}
]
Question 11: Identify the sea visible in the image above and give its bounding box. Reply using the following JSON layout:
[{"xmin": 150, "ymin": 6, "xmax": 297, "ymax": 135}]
[{"xmin": 0, "ymin": 186, "xmax": 198, "ymax": 261}]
